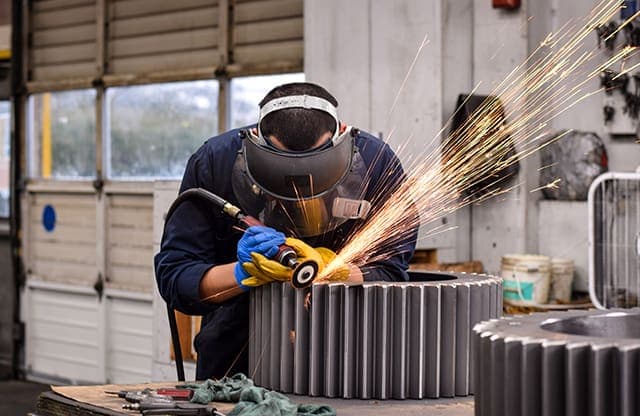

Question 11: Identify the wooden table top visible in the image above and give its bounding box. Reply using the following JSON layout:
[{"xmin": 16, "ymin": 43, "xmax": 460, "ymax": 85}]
[
  {"xmin": 34, "ymin": 382, "xmax": 233, "ymax": 416},
  {"xmin": 32, "ymin": 381, "xmax": 475, "ymax": 416}
]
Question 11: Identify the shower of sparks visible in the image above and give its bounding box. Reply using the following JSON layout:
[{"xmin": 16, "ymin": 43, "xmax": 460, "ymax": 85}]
[
  {"xmin": 319, "ymin": 0, "xmax": 634, "ymax": 280},
  {"xmin": 538, "ymin": 162, "xmax": 559, "ymax": 171},
  {"xmin": 388, "ymin": 33, "xmax": 430, "ymax": 117},
  {"xmin": 613, "ymin": 57, "xmax": 640, "ymax": 78},
  {"xmin": 530, "ymin": 178, "xmax": 562, "ymax": 193},
  {"xmin": 489, "ymin": 42, "xmax": 507, "ymax": 61},
  {"xmin": 604, "ymin": 8, "xmax": 640, "ymax": 41}
]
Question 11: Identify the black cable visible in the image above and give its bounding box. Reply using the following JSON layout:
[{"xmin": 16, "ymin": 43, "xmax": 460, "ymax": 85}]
[
  {"xmin": 162, "ymin": 188, "xmax": 237, "ymax": 383},
  {"xmin": 164, "ymin": 189, "xmax": 231, "ymax": 228},
  {"xmin": 167, "ymin": 304, "xmax": 185, "ymax": 382}
]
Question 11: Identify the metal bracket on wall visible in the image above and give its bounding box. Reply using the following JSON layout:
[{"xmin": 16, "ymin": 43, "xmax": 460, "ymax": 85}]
[{"xmin": 93, "ymin": 273, "xmax": 104, "ymax": 300}]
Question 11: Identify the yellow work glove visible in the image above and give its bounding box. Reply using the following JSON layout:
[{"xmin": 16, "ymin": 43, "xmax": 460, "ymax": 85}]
[
  {"xmin": 240, "ymin": 252, "xmax": 293, "ymax": 287},
  {"xmin": 314, "ymin": 247, "xmax": 351, "ymax": 283},
  {"xmin": 241, "ymin": 238, "xmax": 350, "ymax": 287}
]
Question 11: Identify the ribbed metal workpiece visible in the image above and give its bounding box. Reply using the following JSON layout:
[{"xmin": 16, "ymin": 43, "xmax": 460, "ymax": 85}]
[
  {"xmin": 473, "ymin": 310, "xmax": 640, "ymax": 416},
  {"xmin": 248, "ymin": 271, "xmax": 502, "ymax": 399}
]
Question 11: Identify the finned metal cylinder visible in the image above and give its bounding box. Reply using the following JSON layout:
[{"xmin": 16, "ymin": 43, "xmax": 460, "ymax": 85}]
[
  {"xmin": 249, "ymin": 271, "xmax": 503, "ymax": 399},
  {"xmin": 473, "ymin": 309, "xmax": 640, "ymax": 416}
]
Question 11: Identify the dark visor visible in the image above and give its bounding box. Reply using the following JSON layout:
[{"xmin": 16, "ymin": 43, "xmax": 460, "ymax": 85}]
[{"xmin": 244, "ymin": 130, "xmax": 354, "ymax": 200}]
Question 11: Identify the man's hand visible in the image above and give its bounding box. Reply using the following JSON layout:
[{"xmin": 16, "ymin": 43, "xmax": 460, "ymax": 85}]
[
  {"xmin": 313, "ymin": 246, "xmax": 351, "ymax": 282},
  {"xmin": 234, "ymin": 226, "xmax": 285, "ymax": 290},
  {"xmin": 241, "ymin": 237, "xmax": 351, "ymax": 287},
  {"xmin": 240, "ymin": 252, "xmax": 295, "ymax": 286}
]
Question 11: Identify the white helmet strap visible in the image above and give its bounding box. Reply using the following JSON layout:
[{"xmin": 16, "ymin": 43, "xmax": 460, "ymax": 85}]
[{"xmin": 256, "ymin": 95, "xmax": 340, "ymax": 146}]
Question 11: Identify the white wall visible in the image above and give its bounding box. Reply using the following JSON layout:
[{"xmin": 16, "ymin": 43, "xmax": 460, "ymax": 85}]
[
  {"xmin": 304, "ymin": 0, "xmax": 372, "ymax": 129},
  {"xmin": 305, "ymin": 0, "xmax": 471, "ymax": 262},
  {"xmin": 440, "ymin": 0, "xmax": 473, "ymax": 262},
  {"xmin": 531, "ymin": 0, "xmax": 640, "ymax": 289},
  {"xmin": 306, "ymin": 0, "xmax": 442, "ymax": 157},
  {"xmin": 549, "ymin": 0, "xmax": 640, "ymax": 173},
  {"xmin": 305, "ymin": 0, "xmax": 530, "ymax": 269},
  {"xmin": 305, "ymin": 0, "xmax": 640, "ymax": 283},
  {"xmin": 538, "ymin": 200, "xmax": 589, "ymax": 291},
  {"xmin": 469, "ymin": 2, "xmax": 532, "ymax": 274}
]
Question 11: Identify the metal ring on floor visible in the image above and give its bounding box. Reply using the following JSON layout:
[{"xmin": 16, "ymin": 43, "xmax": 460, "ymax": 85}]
[{"xmin": 249, "ymin": 271, "xmax": 503, "ymax": 399}]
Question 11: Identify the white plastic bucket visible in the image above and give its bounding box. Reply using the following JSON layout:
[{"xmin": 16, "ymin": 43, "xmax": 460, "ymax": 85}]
[
  {"xmin": 550, "ymin": 257, "xmax": 574, "ymax": 303},
  {"xmin": 501, "ymin": 254, "xmax": 551, "ymax": 305}
]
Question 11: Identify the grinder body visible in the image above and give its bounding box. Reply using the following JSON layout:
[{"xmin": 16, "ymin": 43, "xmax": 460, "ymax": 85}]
[
  {"xmin": 165, "ymin": 188, "xmax": 319, "ymax": 288},
  {"xmin": 237, "ymin": 213, "xmax": 319, "ymax": 288}
]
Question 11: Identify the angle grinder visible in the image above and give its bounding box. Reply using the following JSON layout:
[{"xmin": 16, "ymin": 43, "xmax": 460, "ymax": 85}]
[{"xmin": 165, "ymin": 188, "xmax": 319, "ymax": 288}]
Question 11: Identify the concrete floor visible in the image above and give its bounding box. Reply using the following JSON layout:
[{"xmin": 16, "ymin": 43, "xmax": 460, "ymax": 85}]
[{"xmin": 0, "ymin": 380, "xmax": 49, "ymax": 415}]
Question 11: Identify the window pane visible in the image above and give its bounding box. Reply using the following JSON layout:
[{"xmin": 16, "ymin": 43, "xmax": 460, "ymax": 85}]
[
  {"xmin": 230, "ymin": 73, "xmax": 305, "ymax": 129},
  {"xmin": 29, "ymin": 90, "xmax": 97, "ymax": 178},
  {"xmin": 108, "ymin": 81, "xmax": 218, "ymax": 178},
  {"xmin": 0, "ymin": 101, "xmax": 9, "ymax": 217}
]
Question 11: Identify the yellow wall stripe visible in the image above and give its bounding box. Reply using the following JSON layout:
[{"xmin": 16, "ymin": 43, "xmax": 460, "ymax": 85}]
[{"xmin": 41, "ymin": 93, "xmax": 52, "ymax": 178}]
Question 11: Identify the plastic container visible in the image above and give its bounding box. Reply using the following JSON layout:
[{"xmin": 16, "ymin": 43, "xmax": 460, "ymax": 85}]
[
  {"xmin": 501, "ymin": 254, "xmax": 551, "ymax": 305},
  {"xmin": 550, "ymin": 257, "xmax": 574, "ymax": 303}
]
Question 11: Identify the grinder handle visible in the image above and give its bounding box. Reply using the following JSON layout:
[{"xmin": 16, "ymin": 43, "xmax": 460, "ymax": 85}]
[
  {"xmin": 238, "ymin": 214, "xmax": 318, "ymax": 288},
  {"xmin": 238, "ymin": 215, "xmax": 297, "ymax": 267}
]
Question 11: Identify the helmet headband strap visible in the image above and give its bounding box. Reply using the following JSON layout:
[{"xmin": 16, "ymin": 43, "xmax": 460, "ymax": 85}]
[{"xmin": 256, "ymin": 95, "xmax": 340, "ymax": 147}]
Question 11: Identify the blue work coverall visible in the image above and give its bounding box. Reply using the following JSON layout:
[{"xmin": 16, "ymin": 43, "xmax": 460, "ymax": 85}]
[{"xmin": 154, "ymin": 127, "xmax": 418, "ymax": 380}]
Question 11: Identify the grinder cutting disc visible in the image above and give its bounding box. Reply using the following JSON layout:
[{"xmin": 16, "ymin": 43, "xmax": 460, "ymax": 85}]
[{"xmin": 291, "ymin": 260, "xmax": 319, "ymax": 288}]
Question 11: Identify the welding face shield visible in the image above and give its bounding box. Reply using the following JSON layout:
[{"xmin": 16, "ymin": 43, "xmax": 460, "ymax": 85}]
[{"xmin": 231, "ymin": 95, "xmax": 371, "ymax": 237}]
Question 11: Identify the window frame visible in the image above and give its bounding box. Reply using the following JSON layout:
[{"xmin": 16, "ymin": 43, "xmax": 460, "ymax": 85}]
[
  {"xmin": 104, "ymin": 79, "xmax": 221, "ymax": 180},
  {"xmin": 19, "ymin": 0, "xmax": 304, "ymax": 184},
  {"xmin": 24, "ymin": 71, "xmax": 305, "ymax": 183},
  {"xmin": 0, "ymin": 99, "xmax": 10, "ymax": 219},
  {"xmin": 25, "ymin": 89, "xmax": 98, "ymax": 180}
]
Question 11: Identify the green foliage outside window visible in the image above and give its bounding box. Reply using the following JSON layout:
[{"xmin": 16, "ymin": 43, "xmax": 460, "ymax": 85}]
[
  {"xmin": 28, "ymin": 74, "xmax": 304, "ymax": 180},
  {"xmin": 108, "ymin": 81, "xmax": 218, "ymax": 178},
  {"xmin": 31, "ymin": 90, "xmax": 96, "ymax": 178}
]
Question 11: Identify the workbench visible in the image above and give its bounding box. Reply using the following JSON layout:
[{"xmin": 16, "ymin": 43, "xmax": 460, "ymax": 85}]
[
  {"xmin": 31, "ymin": 382, "xmax": 232, "ymax": 416},
  {"xmin": 31, "ymin": 382, "xmax": 475, "ymax": 416}
]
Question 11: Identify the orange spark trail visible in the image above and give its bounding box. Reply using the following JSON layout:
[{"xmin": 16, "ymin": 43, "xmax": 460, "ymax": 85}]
[
  {"xmin": 530, "ymin": 178, "xmax": 562, "ymax": 194},
  {"xmin": 319, "ymin": 0, "xmax": 631, "ymax": 280}
]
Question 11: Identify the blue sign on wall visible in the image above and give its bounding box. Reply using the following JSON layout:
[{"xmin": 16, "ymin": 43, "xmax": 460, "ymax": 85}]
[{"xmin": 42, "ymin": 205, "xmax": 56, "ymax": 232}]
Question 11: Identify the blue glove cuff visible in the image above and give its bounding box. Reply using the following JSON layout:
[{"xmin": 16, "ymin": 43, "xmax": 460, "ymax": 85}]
[{"xmin": 234, "ymin": 262, "xmax": 250, "ymax": 292}]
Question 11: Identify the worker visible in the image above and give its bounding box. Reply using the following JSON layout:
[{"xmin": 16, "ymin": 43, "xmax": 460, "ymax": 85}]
[{"xmin": 154, "ymin": 82, "xmax": 418, "ymax": 380}]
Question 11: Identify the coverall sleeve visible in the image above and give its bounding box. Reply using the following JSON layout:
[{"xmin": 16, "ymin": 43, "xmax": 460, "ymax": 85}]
[
  {"xmin": 154, "ymin": 147, "xmax": 221, "ymax": 316},
  {"xmin": 359, "ymin": 142, "xmax": 418, "ymax": 282}
]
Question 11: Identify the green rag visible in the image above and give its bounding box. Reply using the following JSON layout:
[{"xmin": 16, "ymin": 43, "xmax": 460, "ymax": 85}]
[
  {"xmin": 183, "ymin": 373, "xmax": 254, "ymax": 403},
  {"xmin": 184, "ymin": 373, "xmax": 335, "ymax": 416}
]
